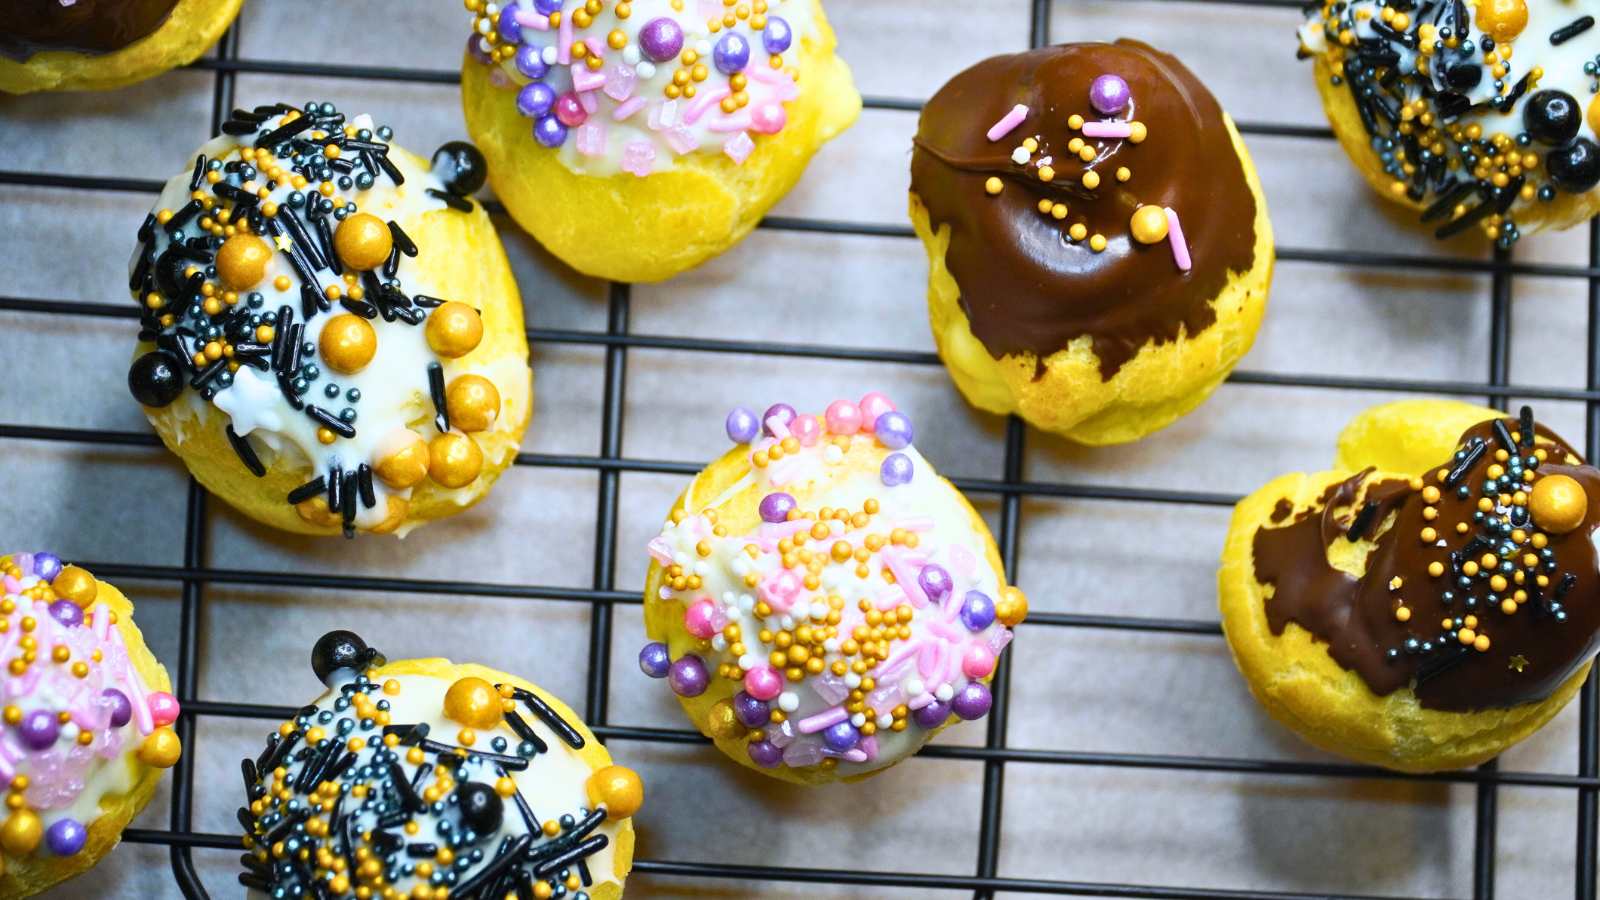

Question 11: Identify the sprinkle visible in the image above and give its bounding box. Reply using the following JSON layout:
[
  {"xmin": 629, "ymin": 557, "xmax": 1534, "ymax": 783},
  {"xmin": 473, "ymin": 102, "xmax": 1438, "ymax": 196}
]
[
  {"xmin": 1010, "ymin": 146, "xmax": 1031, "ymax": 165},
  {"xmin": 428, "ymin": 362, "xmax": 449, "ymax": 434},
  {"xmin": 985, "ymin": 104, "xmax": 1029, "ymax": 142},
  {"xmin": 306, "ymin": 405, "xmax": 356, "ymax": 439},
  {"xmin": 1080, "ymin": 121, "xmax": 1132, "ymax": 139},
  {"xmin": 723, "ymin": 132, "xmax": 755, "ymax": 165},
  {"xmin": 507, "ymin": 686, "xmax": 585, "ymax": 749},
  {"xmin": 1552, "ymin": 15, "xmax": 1595, "ymax": 44},
  {"xmin": 225, "ymin": 425, "xmax": 266, "ymax": 477},
  {"xmin": 1164, "ymin": 207, "xmax": 1191, "ymax": 272},
  {"xmin": 426, "ymin": 188, "xmax": 473, "ymax": 212}
]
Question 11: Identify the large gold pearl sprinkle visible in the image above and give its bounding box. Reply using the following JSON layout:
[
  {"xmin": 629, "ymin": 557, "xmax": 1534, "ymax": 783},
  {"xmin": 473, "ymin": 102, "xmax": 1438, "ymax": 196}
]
[
  {"xmin": 446, "ymin": 375, "xmax": 501, "ymax": 433},
  {"xmin": 374, "ymin": 430, "xmax": 429, "ymax": 489},
  {"xmin": 333, "ymin": 212, "xmax": 394, "ymax": 271},
  {"xmin": 585, "ymin": 765, "xmax": 644, "ymax": 818},
  {"xmin": 319, "ymin": 314, "xmax": 378, "ymax": 374},
  {"xmin": 52, "ymin": 565, "xmax": 98, "ymax": 607},
  {"xmin": 1530, "ymin": 473, "xmax": 1588, "ymax": 534},
  {"xmin": 1477, "ymin": 0, "xmax": 1528, "ymax": 42},
  {"xmin": 428, "ymin": 432, "xmax": 484, "ymax": 488},
  {"xmin": 704, "ymin": 699, "xmax": 743, "ymax": 739},
  {"xmin": 138, "ymin": 727, "xmax": 183, "ymax": 768},
  {"xmin": 995, "ymin": 585, "xmax": 1029, "ymax": 627},
  {"xmin": 0, "ymin": 810, "xmax": 41, "ymax": 855},
  {"xmin": 1130, "ymin": 205, "xmax": 1169, "ymax": 245},
  {"xmin": 216, "ymin": 234, "xmax": 273, "ymax": 290},
  {"xmin": 443, "ymin": 677, "xmax": 503, "ymax": 729},
  {"xmin": 425, "ymin": 302, "xmax": 484, "ymax": 358}
]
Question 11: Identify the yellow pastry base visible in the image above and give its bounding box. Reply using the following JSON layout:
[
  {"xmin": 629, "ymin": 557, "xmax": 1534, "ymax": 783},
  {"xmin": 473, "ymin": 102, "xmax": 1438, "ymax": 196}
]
[
  {"xmin": 641, "ymin": 437, "xmax": 1008, "ymax": 785},
  {"xmin": 910, "ymin": 113, "xmax": 1274, "ymax": 446},
  {"xmin": 1313, "ymin": 55, "xmax": 1600, "ymax": 236},
  {"xmin": 0, "ymin": 0, "xmax": 243, "ymax": 94},
  {"xmin": 0, "ymin": 568, "xmax": 174, "ymax": 898},
  {"xmin": 138, "ymin": 145, "xmax": 533, "ymax": 537},
  {"xmin": 366, "ymin": 656, "xmax": 634, "ymax": 897},
  {"xmin": 1218, "ymin": 399, "xmax": 1591, "ymax": 773},
  {"xmin": 460, "ymin": 0, "xmax": 861, "ymax": 283}
]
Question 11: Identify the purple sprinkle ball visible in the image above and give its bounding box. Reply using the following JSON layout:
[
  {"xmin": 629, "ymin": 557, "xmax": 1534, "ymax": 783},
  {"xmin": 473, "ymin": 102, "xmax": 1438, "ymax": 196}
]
[
  {"xmin": 822, "ymin": 720, "xmax": 860, "ymax": 751},
  {"xmin": 961, "ymin": 591, "xmax": 996, "ymax": 632},
  {"xmin": 759, "ymin": 491, "xmax": 796, "ymax": 524},
  {"xmin": 912, "ymin": 699, "xmax": 951, "ymax": 729},
  {"xmin": 19, "ymin": 709, "xmax": 59, "ymax": 751},
  {"xmin": 533, "ymin": 115, "xmax": 568, "ymax": 148},
  {"xmin": 517, "ymin": 82, "xmax": 555, "ymax": 118},
  {"xmin": 48, "ymin": 600, "xmax": 82, "ymax": 628},
  {"xmin": 515, "ymin": 44, "xmax": 549, "ymax": 80},
  {"xmin": 748, "ymin": 740, "xmax": 783, "ymax": 768},
  {"xmin": 102, "ymin": 688, "xmax": 133, "ymax": 728},
  {"xmin": 497, "ymin": 4, "xmax": 524, "ymax": 43},
  {"xmin": 725, "ymin": 406, "xmax": 760, "ymax": 443},
  {"xmin": 1089, "ymin": 73, "xmax": 1131, "ymax": 115},
  {"xmin": 918, "ymin": 565, "xmax": 952, "ymax": 605},
  {"xmin": 532, "ymin": 0, "xmax": 563, "ymax": 13},
  {"xmin": 763, "ymin": 16, "xmax": 793, "ymax": 54},
  {"xmin": 761, "ymin": 403, "xmax": 797, "ymax": 436},
  {"xmin": 45, "ymin": 818, "xmax": 86, "ymax": 857},
  {"xmin": 668, "ymin": 655, "xmax": 710, "ymax": 697},
  {"xmin": 638, "ymin": 642, "xmax": 671, "ymax": 678},
  {"xmin": 713, "ymin": 32, "xmax": 751, "ymax": 75},
  {"xmin": 952, "ymin": 682, "xmax": 993, "ymax": 721},
  {"xmin": 733, "ymin": 691, "xmax": 770, "ymax": 728},
  {"xmin": 874, "ymin": 411, "xmax": 914, "ymax": 449},
  {"xmin": 32, "ymin": 553, "xmax": 62, "ymax": 583},
  {"xmin": 881, "ymin": 452, "xmax": 914, "ymax": 486},
  {"xmin": 638, "ymin": 17, "xmax": 685, "ymax": 62}
]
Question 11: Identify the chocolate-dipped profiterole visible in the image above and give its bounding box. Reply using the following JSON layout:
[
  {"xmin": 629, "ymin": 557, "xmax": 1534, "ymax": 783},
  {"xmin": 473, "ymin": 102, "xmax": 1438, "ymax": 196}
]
[
  {"xmin": 0, "ymin": 0, "xmax": 243, "ymax": 94},
  {"xmin": 1220, "ymin": 400, "xmax": 1600, "ymax": 771},
  {"xmin": 909, "ymin": 41, "xmax": 1273, "ymax": 445}
]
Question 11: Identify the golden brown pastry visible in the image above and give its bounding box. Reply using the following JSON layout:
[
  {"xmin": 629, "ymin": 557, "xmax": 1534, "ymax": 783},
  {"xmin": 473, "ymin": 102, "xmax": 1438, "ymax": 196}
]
[{"xmin": 0, "ymin": 0, "xmax": 243, "ymax": 94}]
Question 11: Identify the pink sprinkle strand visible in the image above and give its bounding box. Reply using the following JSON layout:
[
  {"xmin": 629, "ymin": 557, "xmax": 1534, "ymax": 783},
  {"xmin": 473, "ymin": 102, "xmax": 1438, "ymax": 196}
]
[
  {"xmin": 513, "ymin": 8, "xmax": 550, "ymax": 29},
  {"xmin": 1081, "ymin": 121, "xmax": 1133, "ymax": 139},
  {"xmin": 985, "ymin": 104, "xmax": 1029, "ymax": 142},
  {"xmin": 570, "ymin": 63, "xmax": 606, "ymax": 94},
  {"xmin": 557, "ymin": 7, "xmax": 573, "ymax": 63},
  {"xmin": 611, "ymin": 96, "xmax": 647, "ymax": 121},
  {"xmin": 797, "ymin": 706, "xmax": 849, "ymax": 734},
  {"xmin": 1165, "ymin": 207, "xmax": 1192, "ymax": 272}
]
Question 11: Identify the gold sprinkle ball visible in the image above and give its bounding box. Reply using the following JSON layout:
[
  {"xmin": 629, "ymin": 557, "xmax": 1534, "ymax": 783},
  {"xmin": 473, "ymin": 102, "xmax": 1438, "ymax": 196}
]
[
  {"xmin": 425, "ymin": 301, "xmax": 485, "ymax": 358},
  {"xmin": 318, "ymin": 313, "xmax": 379, "ymax": 374},
  {"xmin": 1530, "ymin": 472, "xmax": 1587, "ymax": 534},
  {"xmin": 446, "ymin": 374, "xmax": 502, "ymax": 433},
  {"xmin": 215, "ymin": 233, "xmax": 273, "ymax": 290},
  {"xmin": 1129, "ymin": 205, "xmax": 1170, "ymax": 244},
  {"xmin": 332, "ymin": 212, "xmax": 394, "ymax": 271},
  {"xmin": 428, "ymin": 432, "xmax": 484, "ymax": 488}
]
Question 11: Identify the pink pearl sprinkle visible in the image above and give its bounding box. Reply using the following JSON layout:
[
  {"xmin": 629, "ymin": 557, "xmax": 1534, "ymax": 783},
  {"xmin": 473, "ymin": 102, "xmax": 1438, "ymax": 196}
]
[
  {"xmin": 683, "ymin": 599, "xmax": 717, "ymax": 639},
  {"xmin": 791, "ymin": 414, "xmax": 821, "ymax": 446},
  {"xmin": 962, "ymin": 645, "xmax": 997, "ymax": 679},
  {"xmin": 824, "ymin": 400, "xmax": 862, "ymax": 435},
  {"xmin": 750, "ymin": 102, "xmax": 787, "ymax": 134},
  {"xmin": 148, "ymin": 691, "xmax": 181, "ymax": 727},
  {"xmin": 554, "ymin": 92, "xmax": 588, "ymax": 127},
  {"xmin": 744, "ymin": 666, "xmax": 782, "ymax": 701},
  {"xmin": 858, "ymin": 392, "xmax": 895, "ymax": 432}
]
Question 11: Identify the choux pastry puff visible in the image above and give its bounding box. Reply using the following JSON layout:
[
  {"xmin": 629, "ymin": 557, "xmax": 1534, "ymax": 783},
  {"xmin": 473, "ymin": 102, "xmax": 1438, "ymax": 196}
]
[
  {"xmin": 127, "ymin": 101, "xmax": 532, "ymax": 537},
  {"xmin": 0, "ymin": 551, "xmax": 182, "ymax": 898},
  {"xmin": 0, "ymin": 0, "xmax": 243, "ymax": 94},
  {"xmin": 1299, "ymin": 0, "xmax": 1600, "ymax": 245},
  {"xmin": 1220, "ymin": 400, "xmax": 1600, "ymax": 772},
  {"xmin": 910, "ymin": 41, "xmax": 1274, "ymax": 445},
  {"xmin": 238, "ymin": 631, "xmax": 638, "ymax": 898},
  {"xmin": 639, "ymin": 394, "xmax": 1027, "ymax": 784},
  {"xmin": 460, "ymin": 0, "xmax": 861, "ymax": 282}
]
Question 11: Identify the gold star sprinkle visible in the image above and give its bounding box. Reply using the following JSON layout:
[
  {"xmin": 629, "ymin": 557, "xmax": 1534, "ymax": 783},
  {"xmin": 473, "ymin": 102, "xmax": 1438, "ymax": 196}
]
[{"xmin": 1509, "ymin": 654, "xmax": 1528, "ymax": 673}]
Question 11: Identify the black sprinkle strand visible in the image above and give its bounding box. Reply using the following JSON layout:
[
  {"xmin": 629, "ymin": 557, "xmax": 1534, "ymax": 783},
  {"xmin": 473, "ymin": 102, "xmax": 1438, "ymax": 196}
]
[
  {"xmin": 1551, "ymin": 15, "xmax": 1595, "ymax": 45},
  {"xmin": 1345, "ymin": 501, "xmax": 1379, "ymax": 542},
  {"xmin": 429, "ymin": 361, "xmax": 450, "ymax": 433},
  {"xmin": 427, "ymin": 187, "xmax": 473, "ymax": 212},
  {"xmin": 506, "ymin": 686, "xmax": 586, "ymax": 749},
  {"xmin": 225, "ymin": 425, "xmax": 266, "ymax": 477}
]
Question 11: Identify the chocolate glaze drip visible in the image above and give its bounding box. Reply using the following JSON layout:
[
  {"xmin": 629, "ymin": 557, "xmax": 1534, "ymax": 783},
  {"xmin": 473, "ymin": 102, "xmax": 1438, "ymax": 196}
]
[
  {"xmin": 910, "ymin": 41, "xmax": 1259, "ymax": 380},
  {"xmin": 1252, "ymin": 419, "xmax": 1600, "ymax": 711},
  {"xmin": 0, "ymin": 0, "xmax": 179, "ymax": 62}
]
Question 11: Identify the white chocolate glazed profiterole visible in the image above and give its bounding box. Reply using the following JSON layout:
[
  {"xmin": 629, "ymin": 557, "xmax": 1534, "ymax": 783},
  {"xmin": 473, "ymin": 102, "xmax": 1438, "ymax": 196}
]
[{"xmin": 640, "ymin": 394, "xmax": 1027, "ymax": 783}]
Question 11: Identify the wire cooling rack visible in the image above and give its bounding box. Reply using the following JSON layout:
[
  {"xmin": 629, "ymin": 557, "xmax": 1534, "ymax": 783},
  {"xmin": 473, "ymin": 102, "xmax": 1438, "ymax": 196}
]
[{"xmin": 4, "ymin": 0, "xmax": 1600, "ymax": 897}]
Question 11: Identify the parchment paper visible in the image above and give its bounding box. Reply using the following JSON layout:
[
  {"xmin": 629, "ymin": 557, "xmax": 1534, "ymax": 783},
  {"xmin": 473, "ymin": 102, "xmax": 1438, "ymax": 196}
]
[{"xmin": 1, "ymin": 1, "xmax": 1595, "ymax": 897}]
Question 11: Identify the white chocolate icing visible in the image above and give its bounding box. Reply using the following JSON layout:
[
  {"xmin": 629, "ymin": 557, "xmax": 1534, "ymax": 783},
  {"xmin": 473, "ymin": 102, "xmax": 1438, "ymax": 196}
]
[{"xmin": 467, "ymin": 0, "xmax": 822, "ymax": 176}]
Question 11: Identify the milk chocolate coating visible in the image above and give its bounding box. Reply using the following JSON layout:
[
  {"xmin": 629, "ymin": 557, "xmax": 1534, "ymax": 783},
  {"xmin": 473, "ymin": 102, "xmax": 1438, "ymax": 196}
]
[
  {"xmin": 910, "ymin": 41, "xmax": 1258, "ymax": 380},
  {"xmin": 1252, "ymin": 419, "xmax": 1600, "ymax": 711},
  {"xmin": 0, "ymin": 0, "xmax": 179, "ymax": 61}
]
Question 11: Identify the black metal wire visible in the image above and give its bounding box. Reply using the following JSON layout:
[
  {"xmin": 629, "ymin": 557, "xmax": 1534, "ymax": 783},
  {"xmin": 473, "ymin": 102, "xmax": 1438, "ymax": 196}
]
[{"xmin": 2, "ymin": 0, "xmax": 1597, "ymax": 897}]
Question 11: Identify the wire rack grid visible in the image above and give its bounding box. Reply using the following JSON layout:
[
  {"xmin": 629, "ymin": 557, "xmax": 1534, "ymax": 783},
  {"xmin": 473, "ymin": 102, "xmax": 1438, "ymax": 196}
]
[{"xmin": 2, "ymin": 0, "xmax": 1599, "ymax": 897}]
